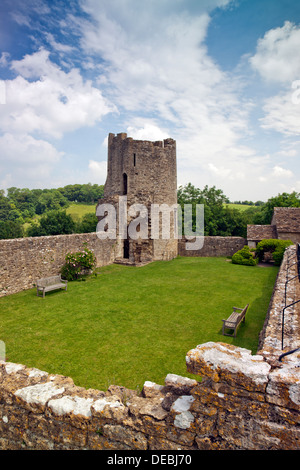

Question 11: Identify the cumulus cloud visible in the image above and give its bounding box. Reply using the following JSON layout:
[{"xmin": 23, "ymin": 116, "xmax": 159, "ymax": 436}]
[
  {"xmin": 250, "ymin": 21, "xmax": 300, "ymax": 83},
  {"xmin": 249, "ymin": 21, "xmax": 300, "ymax": 142},
  {"xmin": 88, "ymin": 160, "xmax": 107, "ymax": 182},
  {"xmin": 271, "ymin": 165, "xmax": 293, "ymax": 178},
  {"xmin": 78, "ymin": 0, "xmax": 255, "ymax": 193},
  {"xmin": 126, "ymin": 122, "xmax": 170, "ymax": 142},
  {"xmin": 0, "ymin": 132, "xmax": 62, "ymax": 164},
  {"xmin": 0, "ymin": 132, "xmax": 63, "ymax": 185},
  {"xmin": 2, "ymin": 0, "xmax": 299, "ymax": 200},
  {"xmin": 0, "ymin": 46, "xmax": 116, "ymax": 188},
  {"xmin": 0, "ymin": 48, "xmax": 114, "ymax": 139}
]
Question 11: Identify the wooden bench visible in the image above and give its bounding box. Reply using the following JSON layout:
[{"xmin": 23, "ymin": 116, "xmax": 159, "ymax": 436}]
[
  {"xmin": 36, "ymin": 275, "xmax": 67, "ymax": 298},
  {"xmin": 222, "ymin": 304, "xmax": 249, "ymax": 337}
]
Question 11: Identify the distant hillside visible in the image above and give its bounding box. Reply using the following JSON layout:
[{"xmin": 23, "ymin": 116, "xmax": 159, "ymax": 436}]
[
  {"xmin": 225, "ymin": 203, "xmax": 252, "ymax": 212},
  {"xmin": 66, "ymin": 203, "xmax": 96, "ymax": 222}
]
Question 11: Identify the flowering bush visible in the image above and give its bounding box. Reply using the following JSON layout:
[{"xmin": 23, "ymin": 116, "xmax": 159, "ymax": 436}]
[{"xmin": 61, "ymin": 244, "xmax": 96, "ymax": 280}]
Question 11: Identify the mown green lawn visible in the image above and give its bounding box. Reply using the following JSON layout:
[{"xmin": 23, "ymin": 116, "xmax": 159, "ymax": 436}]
[
  {"xmin": 0, "ymin": 257, "xmax": 278, "ymax": 392},
  {"xmin": 65, "ymin": 202, "xmax": 96, "ymax": 222},
  {"xmin": 224, "ymin": 203, "xmax": 252, "ymax": 211}
]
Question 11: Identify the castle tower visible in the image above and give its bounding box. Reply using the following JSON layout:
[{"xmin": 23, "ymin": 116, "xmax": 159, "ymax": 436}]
[{"xmin": 97, "ymin": 132, "xmax": 178, "ymax": 264}]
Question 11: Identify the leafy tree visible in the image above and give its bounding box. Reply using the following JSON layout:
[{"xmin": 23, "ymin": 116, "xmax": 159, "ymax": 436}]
[
  {"xmin": 27, "ymin": 210, "xmax": 75, "ymax": 237},
  {"xmin": 177, "ymin": 183, "xmax": 245, "ymax": 236},
  {"xmin": 35, "ymin": 190, "xmax": 69, "ymax": 215},
  {"xmin": 0, "ymin": 193, "xmax": 13, "ymax": 220},
  {"xmin": 58, "ymin": 183, "xmax": 104, "ymax": 203},
  {"xmin": 6, "ymin": 187, "xmax": 37, "ymax": 218},
  {"xmin": 0, "ymin": 220, "xmax": 24, "ymax": 239},
  {"xmin": 257, "ymin": 191, "xmax": 300, "ymax": 224},
  {"xmin": 75, "ymin": 212, "xmax": 98, "ymax": 234}
]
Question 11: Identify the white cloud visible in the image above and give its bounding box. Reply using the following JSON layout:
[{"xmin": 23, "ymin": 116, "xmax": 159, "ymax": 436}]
[
  {"xmin": 250, "ymin": 21, "xmax": 300, "ymax": 83},
  {"xmin": 88, "ymin": 160, "xmax": 107, "ymax": 182},
  {"xmin": 271, "ymin": 165, "xmax": 293, "ymax": 178},
  {"xmin": 0, "ymin": 52, "xmax": 10, "ymax": 67},
  {"xmin": 126, "ymin": 122, "xmax": 170, "ymax": 142},
  {"xmin": 10, "ymin": 11, "xmax": 31, "ymax": 27},
  {"xmin": 249, "ymin": 21, "xmax": 300, "ymax": 145},
  {"xmin": 78, "ymin": 1, "xmax": 234, "ymax": 121},
  {"xmin": 0, "ymin": 132, "xmax": 62, "ymax": 164},
  {"xmin": 2, "ymin": 0, "xmax": 298, "ymax": 201},
  {"xmin": 44, "ymin": 33, "xmax": 75, "ymax": 54},
  {"xmin": 277, "ymin": 148, "xmax": 298, "ymax": 158},
  {"xmin": 260, "ymin": 88, "xmax": 300, "ymax": 136},
  {"xmin": 0, "ymin": 133, "xmax": 63, "ymax": 188},
  {"xmin": 0, "ymin": 48, "xmax": 115, "ymax": 139},
  {"xmin": 77, "ymin": 0, "xmax": 257, "ymax": 199}
]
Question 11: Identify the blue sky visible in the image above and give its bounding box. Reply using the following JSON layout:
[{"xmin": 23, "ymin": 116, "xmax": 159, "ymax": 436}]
[{"xmin": 0, "ymin": 0, "xmax": 300, "ymax": 201}]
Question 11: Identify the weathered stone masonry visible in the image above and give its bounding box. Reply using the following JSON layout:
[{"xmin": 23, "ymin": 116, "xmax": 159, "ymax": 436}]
[
  {"xmin": 0, "ymin": 246, "xmax": 299, "ymax": 450},
  {"xmin": 0, "ymin": 234, "xmax": 247, "ymax": 298},
  {"xmin": 98, "ymin": 132, "xmax": 178, "ymax": 265},
  {"xmin": 178, "ymin": 236, "xmax": 246, "ymax": 258},
  {"xmin": 0, "ymin": 233, "xmax": 117, "ymax": 297}
]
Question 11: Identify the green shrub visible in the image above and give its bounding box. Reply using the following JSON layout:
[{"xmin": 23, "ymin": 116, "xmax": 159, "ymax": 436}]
[
  {"xmin": 232, "ymin": 245, "xmax": 258, "ymax": 266},
  {"xmin": 61, "ymin": 244, "xmax": 96, "ymax": 281},
  {"xmin": 255, "ymin": 239, "xmax": 293, "ymax": 266}
]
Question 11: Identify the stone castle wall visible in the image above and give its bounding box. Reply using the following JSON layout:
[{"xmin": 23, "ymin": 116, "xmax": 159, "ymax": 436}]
[
  {"xmin": 0, "ymin": 233, "xmax": 246, "ymax": 298},
  {"xmin": 0, "ymin": 233, "xmax": 116, "ymax": 297},
  {"xmin": 178, "ymin": 236, "xmax": 246, "ymax": 257},
  {"xmin": 0, "ymin": 246, "xmax": 299, "ymax": 450}
]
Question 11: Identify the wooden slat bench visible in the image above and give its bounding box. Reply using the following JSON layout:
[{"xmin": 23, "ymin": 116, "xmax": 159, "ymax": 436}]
[
  {"xmin": 36, "ymin": 275, "xmax": 67, "ymax": 298},
  {"xmin": 222, "ymin": 304, "xmax": 249, "ymax": 337}
]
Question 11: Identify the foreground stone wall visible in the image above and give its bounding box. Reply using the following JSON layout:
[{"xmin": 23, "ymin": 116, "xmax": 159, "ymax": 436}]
[
  {"xmin": 0, "ymin": 246, "xmax": 299, "ymax": 450},
  {"xmin": 0, "ymin": 233, "xmax": 116, "ymax": 297}
]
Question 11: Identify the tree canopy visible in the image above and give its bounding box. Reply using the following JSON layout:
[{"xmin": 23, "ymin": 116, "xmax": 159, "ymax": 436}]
[
  {"xmin": 0, "ymin": 182, "xmax": 299, "ymax": 240},
  {"xmin": 0, "ymin": 184, "xmax": 104, "ymax": 239},
  {"xmin": 177, "ymin": 183, "xmax": 246, "ymax": 237}
]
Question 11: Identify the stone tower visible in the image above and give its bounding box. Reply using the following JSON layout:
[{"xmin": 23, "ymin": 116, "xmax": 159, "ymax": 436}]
[{"xmin": 97, "ymin": 132, "xmax": 178, "ymax": 264}]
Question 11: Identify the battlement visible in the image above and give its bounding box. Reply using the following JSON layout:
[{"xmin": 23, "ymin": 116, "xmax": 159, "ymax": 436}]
[
  {"xmin": 108, "ymin": 132, "xmax": 175, "ymax": 149},
  {"xmin": 104, "ymin": 132, "xmax": 177, "ymax": 200}
]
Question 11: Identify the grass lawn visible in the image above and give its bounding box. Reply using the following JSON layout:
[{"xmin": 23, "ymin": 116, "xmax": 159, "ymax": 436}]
[
  {"xmin": 66, "ymin": 203, "xmax": 96, "ymax": 222},
  {"xmin": 0, "ymin": 257, "xmax": 278, "ymax": 392},
  {"xmin": 225, "ymin": 203, "xmax": 252, "ymax": 211}
]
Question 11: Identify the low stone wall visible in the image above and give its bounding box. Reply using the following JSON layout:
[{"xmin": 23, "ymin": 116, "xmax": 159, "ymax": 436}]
[
  {"xmin": 178, "ymin": 236, "xmax": 246, "ymax": 257},
  {"xmin": 0, "ymin": 233, "xmax": 116, "ymax": 297},
  {"xmin": 0, "ymin": 234, "xmax": 246, "ymax": 298},
  {"xmin": 0, "ymin": 246, "xmax": 299, "ymax": 450}
]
